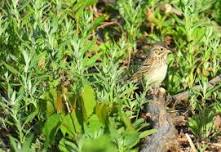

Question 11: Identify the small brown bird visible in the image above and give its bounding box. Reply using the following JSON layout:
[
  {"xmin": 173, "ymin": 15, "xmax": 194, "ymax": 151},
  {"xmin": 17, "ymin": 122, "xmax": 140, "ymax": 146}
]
[{"xmin": 131, "ymin": 44, "xmax": 171, "ymax": 91}]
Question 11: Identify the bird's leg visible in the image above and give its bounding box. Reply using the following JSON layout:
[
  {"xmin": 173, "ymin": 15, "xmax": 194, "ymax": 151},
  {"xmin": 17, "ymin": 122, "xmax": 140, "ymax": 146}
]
[{"xmin": 150, "ymin": 86, "xmax": 160, "ymax": 99}]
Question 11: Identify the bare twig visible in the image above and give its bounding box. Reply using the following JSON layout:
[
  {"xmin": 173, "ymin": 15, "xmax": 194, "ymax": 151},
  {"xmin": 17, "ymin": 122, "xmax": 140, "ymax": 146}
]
[
  {"xmin": 97, "ymin": 21, "xmax": 121, "ymax": 29},
  {"xmin": 171, "ymin": 74, "xmax": 221, "ymax": 102},
  {"xmin": 185, "ymin": 133, "xmax": 197, "ymax": 152},
  {"xmin": 209, "ymin": 143, "xmax": 221, "ymax": 148}
]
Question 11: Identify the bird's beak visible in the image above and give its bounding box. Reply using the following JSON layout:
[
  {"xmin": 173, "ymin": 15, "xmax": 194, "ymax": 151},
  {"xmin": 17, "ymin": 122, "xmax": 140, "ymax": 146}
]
[{"xmin": 167, "ymin": 49, "xmax": 171, "ymax": 53}]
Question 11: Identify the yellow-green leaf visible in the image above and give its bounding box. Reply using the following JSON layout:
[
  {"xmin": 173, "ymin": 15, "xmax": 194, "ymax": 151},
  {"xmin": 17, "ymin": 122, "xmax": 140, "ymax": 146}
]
[
  {"xmin": 81, "ymin": 84, "xmax": 96, "ymax": 119},
  {"xmin": 96, "ymin": 102, "xmax": 111, "ymax": 124}
]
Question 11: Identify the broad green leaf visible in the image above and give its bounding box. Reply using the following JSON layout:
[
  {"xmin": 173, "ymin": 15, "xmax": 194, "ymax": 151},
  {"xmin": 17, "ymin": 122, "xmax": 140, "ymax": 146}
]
[
  {"xmin": 81, "ymin": 135, "xmax": 117, "ymax": 152},
  {"xmin": 59, "ymin": 138, "xmax": 79, "ymax": 152},
  {"xmin": 47, "ymin": 100, "xmax": 55, "ymax": 116},
  {"xmin": 42, "ymin": 89, "xmax": 57, "ymax": 116},
  {"xmin": 42, "ymin": 113, "xmax": 61, "ymax": 146},
  {"xmin": 123, "ymin": 131, "xmax": 140, "ymax": 149},
  {"xmin": 60, "ymin": 114, "xmax": 75, "ymax": 137},
  {"xmin": 84, "ymin": 115, "xmax": 104, "ymax": 137},
  {"xmin": 60, "ymin": 111, "xmax": 82, "ymax": 137},
  {"xmin": 80, "ymin": 84, "xmax": 96, "ymax": 119},
  {"xmin": 96, "ymin": 102, "xmax": 111, "ymax": 124},
  {"xmin": 70, "ymin": 109, "xmax": 83, "ymax": 133},
  {"xmin": 121, "ymin": 112, "xmax": 135, "ymax": 131}
]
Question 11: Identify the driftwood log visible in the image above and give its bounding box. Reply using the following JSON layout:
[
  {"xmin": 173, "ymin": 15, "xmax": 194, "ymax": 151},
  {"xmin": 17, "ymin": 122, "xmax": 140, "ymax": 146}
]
[
  {"xmin": 140, "ymin": 89, "xmax": 179, "ymax": 152},
  {"xmin": 140, "ymin": 74, "xmax": 221, "ymax": 152}
]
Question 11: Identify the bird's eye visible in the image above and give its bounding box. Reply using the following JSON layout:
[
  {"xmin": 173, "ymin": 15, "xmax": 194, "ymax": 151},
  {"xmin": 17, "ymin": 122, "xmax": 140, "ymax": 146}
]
[{"xmin": 160, "ymin": 47, "xmax": 164, "ymax": 51}]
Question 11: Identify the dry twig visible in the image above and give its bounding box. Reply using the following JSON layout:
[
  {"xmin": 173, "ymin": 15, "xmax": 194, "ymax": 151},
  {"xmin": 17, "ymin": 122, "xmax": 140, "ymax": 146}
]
[{"xmin": 185, "ymin": 133, "xmax": 197, "ymax": 152}]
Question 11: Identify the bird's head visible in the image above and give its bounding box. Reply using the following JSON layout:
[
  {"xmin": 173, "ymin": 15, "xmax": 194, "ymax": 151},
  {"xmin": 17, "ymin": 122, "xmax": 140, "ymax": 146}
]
[{"xmin": 150, "ymin": 44, "xmax": 171, "ymax": 60}]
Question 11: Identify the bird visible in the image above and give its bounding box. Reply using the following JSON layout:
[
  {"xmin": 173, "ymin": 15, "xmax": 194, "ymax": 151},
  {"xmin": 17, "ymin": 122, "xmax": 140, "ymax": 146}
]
[{"xmin": 131, "ymin": 44, "xmax": 171, "ymax": 94}]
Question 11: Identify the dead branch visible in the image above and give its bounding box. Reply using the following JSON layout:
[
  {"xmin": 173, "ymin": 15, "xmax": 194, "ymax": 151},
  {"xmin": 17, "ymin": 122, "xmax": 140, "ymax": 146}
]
[
  {"xmin": 140, "ymin": 89, "xmax": 180, "ymax": 152},
  {"xmin": 97, "ymin": 21, "xmax": 121, "ymax": 29}
]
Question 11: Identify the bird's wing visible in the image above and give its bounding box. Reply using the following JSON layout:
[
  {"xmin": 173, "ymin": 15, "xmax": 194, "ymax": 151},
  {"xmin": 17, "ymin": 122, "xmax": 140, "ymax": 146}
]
[{"xmin": 131, "ymin": 57, "xmax": 153, "ymax": 82}]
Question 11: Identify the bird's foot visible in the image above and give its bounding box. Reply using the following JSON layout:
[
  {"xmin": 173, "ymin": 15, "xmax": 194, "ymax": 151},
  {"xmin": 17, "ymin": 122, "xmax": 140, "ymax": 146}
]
[{"xmin": 150, "ymin": 87, "xmax": 166, "ymax": 100}]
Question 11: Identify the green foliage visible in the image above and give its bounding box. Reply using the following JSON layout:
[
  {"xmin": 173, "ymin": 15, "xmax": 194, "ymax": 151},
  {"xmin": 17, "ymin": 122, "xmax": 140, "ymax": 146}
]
[
  {"xmin": 80, "ymin": 84, "xmax": 96, "ymax": 119},
  {"xmin": 0, "ymin": 0, "xmax": 221, "ymax": 151},
  {"xmin": 188, "ymin": 108, "xmax": 216, "ymax": 140},
  {"xmin": 188, "ymin": 102, "xmax": 221, "ymax": 140},
  {"xmin": 41, "ymin": 83, "xmax": 149, "ymax": 151}
]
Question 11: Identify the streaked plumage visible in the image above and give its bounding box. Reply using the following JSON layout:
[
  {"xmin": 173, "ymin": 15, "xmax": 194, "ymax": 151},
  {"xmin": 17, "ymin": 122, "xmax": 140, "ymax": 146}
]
[{"xmin": 131, "ymin": 44, "xmax": 170, "ymax": 87}]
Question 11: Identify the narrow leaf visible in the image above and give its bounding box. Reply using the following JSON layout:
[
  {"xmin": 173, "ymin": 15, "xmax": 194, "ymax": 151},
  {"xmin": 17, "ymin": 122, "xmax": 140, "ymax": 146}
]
[{"xmin": 3, "ymin": 62, "xmax": 19, "ymax": 74}]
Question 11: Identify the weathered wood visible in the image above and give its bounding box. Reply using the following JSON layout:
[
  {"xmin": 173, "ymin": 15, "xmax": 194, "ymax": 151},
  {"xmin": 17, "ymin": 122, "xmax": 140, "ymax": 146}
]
[{"xmin": 140, "ymin": 90, "xmax": 179, "ymax": 152}]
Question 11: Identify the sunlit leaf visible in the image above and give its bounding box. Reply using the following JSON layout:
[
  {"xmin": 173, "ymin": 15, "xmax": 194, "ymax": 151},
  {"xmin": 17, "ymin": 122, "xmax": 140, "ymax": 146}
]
[
  {"xmin": 60, "ymin": 110, "xmax": 83, "ymax": 137},
  {"xmin": 81, "ymin": 135, "xmax": 117, "ymax": 152},
  {"xmin": 59, "ymin": 138, "xmax": 79, "ymax": 152},
  {"xmin": 71, "ymin": 109, "xmax": 83, "ymax": 133},
  {"xmin": 96, "ymin": 102, "xmax": 111, "ymax": 124},
  {"xmin": 84, "ymin": 115, "xmax": 104, "ymax": 136},
  {"xmin": 21, "ymin": 134, "xmax": 35, "ymax": 152},
  {"xmin": 80, "ymin": 84, "xmax": 96, "ymax": 119},
  {"xmin": 42, "ymin": 113, "xmax": 61, "ymax": 146},
  {"xmin": 139, "ymin": 129, "xmax": 157, "ymax": 139},
  {"xmin": 123, "ymin": 131, "xmax": 139, "ymax": 149},
  {"xmin": 121, "ymin": 111, "xmax": 135, "ymax": 131},
  {"xmin": 3, "ymin": 62, "xmax": 19, "ymax": 74}
]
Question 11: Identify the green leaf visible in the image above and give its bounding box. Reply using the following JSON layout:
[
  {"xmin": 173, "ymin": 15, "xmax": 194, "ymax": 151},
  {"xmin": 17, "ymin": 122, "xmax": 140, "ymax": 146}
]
[
  {"xmin": 21, "ymin": 134, "xmax": 35, "ymax": 152},
  {"xmin": 60, "ymin": 114, "xmax": 76, "ymax": 137},
  {"xmin": 87, "ymin": 16, "xmax": 105, "ymax": 33},
  {"xmin": 121, "ymin": 112, "xmax": 135, "ymax": 131},
  {"xmin": 123, "ymin": 131, "xmax": 140, "ymax": 149},
  {"xmin": 60, "ymin": 111, "xmax": 83, "ymax": 137},
  {"xmin": 47, "ymin": 100, "xmax": 55, "ymax": 116},
  {"xmin": 42, "ymin": 113, "xmax": 61, "ymax": 146},
  {"xmin": 3, "ymin": 62, "xmax": 19, "ymax": 74},
  {"xmin": 92, "ymin": 16, "xmax": 105, "ymax": 28},
  {"xmin": 42, "ymin": 89, "xmax": 57, "ymax": 116},
  {"xmin": 80, "ymin": 84, "xmax": 96, "ymax": 119},
  {"xmin": 73, "ymin": 0, "xmax": 97, "ymax": 21},
  {"xmin": 22, "ymin": 108, "xmax": 38, "ymax": 129},
  {"xmin": 81, "ymin": 135, "xmax": 117, "ymax": 152},
  {"xmin": 74, "ymin": 0, "xmax": 97, "ymax": 12},
  {"xmin": 83, "ymin": 52, "xmax": 101, "ymax": 68},
  {"xmin": 84, "ymin": 115, "xmax": 104, "ymax": 137},
  {"xmin": 96, "ymin": 102, "xmax": 111, "ymax": 124},
  {"xmin": 59, "ymin": 138, "xmax": 79, "ymax": 152},
  {"xmin": 9, "ymin": 136, "xmax": 19, "ymax": 152},
  {"xmin": 139, "ymin": 129, "xmax": 157, "ymax": 139},
  {"xmin": 70, "ymin": 109, "xmax": 83, "ymax": 133}
]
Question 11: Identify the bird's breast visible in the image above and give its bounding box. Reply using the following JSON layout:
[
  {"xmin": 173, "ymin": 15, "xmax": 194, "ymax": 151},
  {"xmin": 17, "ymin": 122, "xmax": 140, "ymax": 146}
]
[{"xmin": 146, "ymin": 63, "xmax": 168, "ymax": 86}]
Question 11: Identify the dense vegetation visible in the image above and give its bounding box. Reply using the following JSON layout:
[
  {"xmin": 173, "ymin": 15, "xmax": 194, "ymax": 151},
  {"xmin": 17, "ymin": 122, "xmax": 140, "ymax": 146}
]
[{"xmin": 0, "ymin": 0, "xmax": 221, "ymax": 151}]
